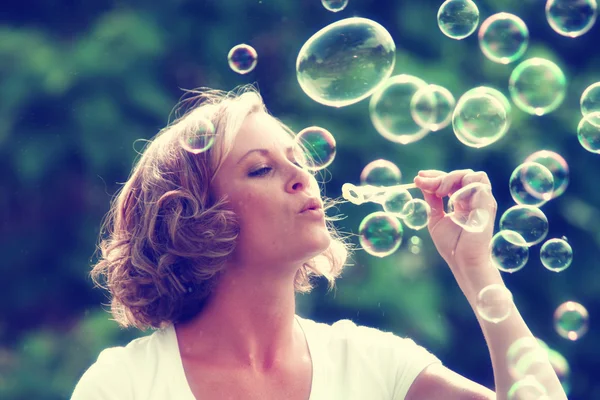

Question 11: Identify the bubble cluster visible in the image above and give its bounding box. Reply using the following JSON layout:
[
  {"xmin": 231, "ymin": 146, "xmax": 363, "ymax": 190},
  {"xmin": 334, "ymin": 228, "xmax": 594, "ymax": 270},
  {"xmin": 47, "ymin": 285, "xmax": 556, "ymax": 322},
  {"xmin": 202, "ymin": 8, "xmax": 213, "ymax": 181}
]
[
  {"xmin": 227, "ymin": 44, "xmax": 258, "ymax": 75},
  {"xmin": 296, "ymin": 18, "xmax": 396, "ymax": 107},
  {"xmin": 554, "ymin": 301, "xmax": 589, "ymax": 340},
  {"xmin": 577, "ymin": 112, "xmax": 600, "ymax": 153},
  {"xmin": 295, "ymin": 126, "xmax": 337, "ymax": 171},
  {"xmin": 476, "ymin": 284, "xmax": 514, "ymax": 323},
  {"xmin": 545, "ymin": 0, "xmax": 598, "ymax": 38},
  {"xmin": 490, "ymin": 230, "xmax": 529, "ymax": 273},
  {"xmin": 452, "ymin": 87, "xmax": 510, "ymax": 148},
  {"xmin": 359, "ymin": 212, "xmax": 404, "ymax": 257},
  {"xmin": 179, "ymin": 117, "xmax": 216, "ymax": 154},
  {"xmin": 540, "ymin": 238, "xmax": 573, "ymax": 272},
  {"xmin": 509, "ymin": 58, "xmax": 567, "ymax": 116},
  {"xmin": 447, "ymin": 182, "xmax": 493, "ymax": 233},
  {"xmin": 437, "ymin": 0, "xmax": 480, "ymax": 40},
  {"xmin": 370, "ymin": 75, "xmax": 431, "ymax": 144},
  {"xmin": 410, "ymin": 84, "xmax": 456, "ymax": 131},
  {"xmin": 509, "ymin": 162, "xmax": 555, "ymax": 207},
  {"xmin": 524, "ymin": 150, "xmax": 570, "ymax": 199},
  {"xmin": 401, "ymin": 199, "xmax": 431, "ymax": 230},
  {"xmin": 321, "ymin": 0, "xmax": 348, "ymax": 12},
  {"xmin": 581, "ymin": 81, "xmax": 600, "ymax": 116},
  {"xmin": 478, "ymin": 13, "xmax": 529, "ymax": 64},
  {"xmin": 500, "ymin": 205, "xmax": 549, "ymax": 246}
]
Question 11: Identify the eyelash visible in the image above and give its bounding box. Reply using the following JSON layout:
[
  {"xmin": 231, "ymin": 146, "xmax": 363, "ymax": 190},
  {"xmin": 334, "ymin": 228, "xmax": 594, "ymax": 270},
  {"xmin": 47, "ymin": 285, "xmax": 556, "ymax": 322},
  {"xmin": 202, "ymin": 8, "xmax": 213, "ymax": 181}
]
[{"xmin": 248, "ymin": 162, "xmax": 305, "ymax": 178}]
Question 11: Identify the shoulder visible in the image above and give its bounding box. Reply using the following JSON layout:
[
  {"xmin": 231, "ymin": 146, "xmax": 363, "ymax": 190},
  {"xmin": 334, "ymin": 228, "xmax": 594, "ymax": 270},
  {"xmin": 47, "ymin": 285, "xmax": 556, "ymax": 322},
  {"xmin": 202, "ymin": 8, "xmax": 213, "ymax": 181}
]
[{"xmin": 71, "ymin": 328, "xmax": 171, "ymax": 400}]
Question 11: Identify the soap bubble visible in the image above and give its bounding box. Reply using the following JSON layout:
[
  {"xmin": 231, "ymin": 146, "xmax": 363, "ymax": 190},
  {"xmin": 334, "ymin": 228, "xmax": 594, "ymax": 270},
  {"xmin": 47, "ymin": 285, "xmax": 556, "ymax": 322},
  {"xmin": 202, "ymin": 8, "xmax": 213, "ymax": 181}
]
[
  {"xmin": 545, "ymin": 0, "xmax": 598, "ymax": 38},
  {"xmin": 360, "ymin": 159, "xmax": 401, "ymax": 186},
  {"xmin": 296, "ymin": 17, "xmax": 396, "ymax": 107},
  {"xmin": 554, "ymin": 301, "xmax": 589, "ymax": 340},
  {"xmin": 509, "ymin": 162, "xmax": 555, "ymax": 207},
  {"xmin": 507, "ymin": 337, "xmax": 549, "ymax": 380},
  {"xmin": 500, "ymin": 205, "xmax": 549, "ymax": 246},
  {"xmin": 295, "ymin": 126, "xmax": 337, "ymax": 171},
  {"xmin": 409, "ymin": 235, "xmax": 423, "ymax": 254},
  {"xmin": 540, "ymin": 238, "xmax": 573, "ymax": 272},
  {"xmin": 179, "ymin": 117, "xmax": 216, "ymax": 155},
  {"xmin": 410, "ymin": 84, "xmax": 456, "ymax": 131},
  {"xmin": 447, "ymin": 182, "xmax": 493, "ymax": 233},
  {"xmin": 577, "ymin": 112, "xmax": 600, "ymax": 153},
  {"xmin": 227, "ymin": 44, "xmax": 258, "ymax": 74},
  {"xmin": 478, "ymin": 13, "xmax": 529, "ymax": 64},
  {"xmin": 524, "ymin": 150, "xmax": 569, "ymax": 199},
  {"xmin": 401, "ymin": 199, "xmax": 431, "ymax": 230},
  {"xmin": 476, "ymin": 284, "xmax": 514, "ymax": 323},
  {"xmin": 507, "ymin": 376, "xmax": 548, "ymax": 400},
  {"xmin": 580, "ymin": 81, "xmax": 600, "ymax": 116},
  {"xmin": 370, "ymin": 74, "xmax": 431, "ymax": 144},
  {"xmin": 321, "ymin": 0, "xmax": 348, "ymax": 12},
  {"xmin": 509, "ymin": 58, "xmax": 567, "ymax": 116},
  {"xmin": 437, "ymin": 0, "xmax": 480, "ymax": 40},
  {"xmin": 359, "ymin": 212, "xmax": 403, "ymax": 257},
  {"xmin": 383, "ymin": 188, "xmax": 413, "ymax": 216},
  {"xmin": 452, "ymin": 88, "xmax": 510, "ymax": 148},
  {"xmin": 547, "ymin": 348, "xmax": 571, "ymax": 395},
  {"xmin": 490, "ymin": 230, "xmax": 529, "ymax": 273}
]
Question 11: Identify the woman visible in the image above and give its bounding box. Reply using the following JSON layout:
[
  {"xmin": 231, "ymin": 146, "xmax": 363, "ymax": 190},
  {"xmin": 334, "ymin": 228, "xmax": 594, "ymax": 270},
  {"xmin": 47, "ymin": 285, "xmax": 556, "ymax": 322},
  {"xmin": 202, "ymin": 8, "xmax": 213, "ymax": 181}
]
[{"xmin": 72, "ymin": 85, "xmax": 566, "ymax": 399}]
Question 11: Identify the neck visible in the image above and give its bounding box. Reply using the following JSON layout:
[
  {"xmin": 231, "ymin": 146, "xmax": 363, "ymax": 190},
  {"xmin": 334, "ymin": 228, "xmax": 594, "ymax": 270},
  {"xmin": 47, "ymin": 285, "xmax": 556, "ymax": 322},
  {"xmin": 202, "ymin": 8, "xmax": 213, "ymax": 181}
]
[{"xmin": 175, "ymin": 261, "xmax": 301, "ymax": 372}]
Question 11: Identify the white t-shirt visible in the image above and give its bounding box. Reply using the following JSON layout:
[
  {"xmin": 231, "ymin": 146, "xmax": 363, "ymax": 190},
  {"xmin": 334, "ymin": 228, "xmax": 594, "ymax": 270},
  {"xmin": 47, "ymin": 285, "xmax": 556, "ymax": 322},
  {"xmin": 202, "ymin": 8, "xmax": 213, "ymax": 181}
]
[{"xmin": 72, "ymin": 315, "xmax": 441, "ymax": 399}]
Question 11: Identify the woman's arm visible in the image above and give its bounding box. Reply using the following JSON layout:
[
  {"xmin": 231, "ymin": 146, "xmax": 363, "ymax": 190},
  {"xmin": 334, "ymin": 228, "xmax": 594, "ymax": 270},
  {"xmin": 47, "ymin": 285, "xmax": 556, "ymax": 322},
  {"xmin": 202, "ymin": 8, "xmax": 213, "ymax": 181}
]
[{"xmin": 410, "ymin": 169, "xmax": 567, "ymax": 400}]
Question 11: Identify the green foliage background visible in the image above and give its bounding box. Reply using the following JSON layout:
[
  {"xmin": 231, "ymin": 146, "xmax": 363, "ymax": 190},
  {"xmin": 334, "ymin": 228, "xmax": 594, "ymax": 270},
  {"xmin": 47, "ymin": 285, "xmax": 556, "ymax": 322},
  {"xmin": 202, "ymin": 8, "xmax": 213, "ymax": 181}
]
[{"xmin": 1, "ymin": 0, "xmax": 599, "ymax": 398}]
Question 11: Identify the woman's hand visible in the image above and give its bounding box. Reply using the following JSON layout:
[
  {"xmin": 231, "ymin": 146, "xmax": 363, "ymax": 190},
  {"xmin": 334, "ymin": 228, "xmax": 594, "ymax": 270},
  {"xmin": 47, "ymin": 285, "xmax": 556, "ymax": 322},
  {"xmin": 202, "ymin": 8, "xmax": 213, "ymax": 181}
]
[{"xmin": 413, "ymin": 169, "xmax": 498, "ymax": 272}]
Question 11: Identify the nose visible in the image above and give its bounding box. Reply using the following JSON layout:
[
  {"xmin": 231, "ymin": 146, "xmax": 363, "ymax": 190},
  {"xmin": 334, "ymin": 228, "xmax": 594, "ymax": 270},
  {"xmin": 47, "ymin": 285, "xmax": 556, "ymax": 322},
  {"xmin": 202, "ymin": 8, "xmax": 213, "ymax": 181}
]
[{"xmin": 286, "ymin": 164, "xmax": 314, "ymax": 194}]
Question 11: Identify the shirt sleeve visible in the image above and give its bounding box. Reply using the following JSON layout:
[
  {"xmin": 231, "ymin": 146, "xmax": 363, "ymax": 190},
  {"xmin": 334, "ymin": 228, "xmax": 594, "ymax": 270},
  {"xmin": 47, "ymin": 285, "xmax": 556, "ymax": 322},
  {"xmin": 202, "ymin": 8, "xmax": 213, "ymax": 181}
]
[{"xmin": 71, "ymin": 347, "xmax": 135, "ymax": 400}]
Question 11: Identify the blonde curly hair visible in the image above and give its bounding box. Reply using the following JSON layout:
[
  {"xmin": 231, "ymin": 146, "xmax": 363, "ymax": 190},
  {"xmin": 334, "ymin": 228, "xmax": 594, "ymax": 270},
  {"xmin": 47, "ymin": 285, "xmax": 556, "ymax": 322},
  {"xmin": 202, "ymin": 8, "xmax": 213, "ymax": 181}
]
[{"xmin": 91, "ymin": 84, "xmax": 351, "ymax": 330}]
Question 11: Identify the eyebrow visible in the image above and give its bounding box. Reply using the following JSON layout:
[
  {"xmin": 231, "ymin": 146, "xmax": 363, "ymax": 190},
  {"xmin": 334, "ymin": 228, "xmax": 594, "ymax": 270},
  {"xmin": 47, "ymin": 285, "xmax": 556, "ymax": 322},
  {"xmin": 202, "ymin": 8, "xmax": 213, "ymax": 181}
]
[{"xmin": 237, "ymin": 146, "xmax": 296, "ymax": 165}]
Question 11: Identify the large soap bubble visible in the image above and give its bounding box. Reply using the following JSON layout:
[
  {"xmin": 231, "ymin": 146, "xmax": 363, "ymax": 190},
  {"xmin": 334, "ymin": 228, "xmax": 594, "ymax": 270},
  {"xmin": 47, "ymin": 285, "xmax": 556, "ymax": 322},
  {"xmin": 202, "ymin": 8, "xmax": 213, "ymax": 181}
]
[
  {"xmin": 359, "ymin": 212, "xmax": 404, "ymax": 257},
  {"xmin": 478, "ymin": 12, "xmax": 529, "ymax": 64},
  {"xmin": 437, "ymin": 0, "xmax": 480, "ymax": 40},
  {"xmin": 546, "ymin": 0, "xmax": 598, "ymax": 38},
  {"xmin": 370, "ymin": 74, "xmax": 431, "ymax": 144},
  {"xmin": 296, "ymin": 18, "xmax": 396, "ymax": 107}
]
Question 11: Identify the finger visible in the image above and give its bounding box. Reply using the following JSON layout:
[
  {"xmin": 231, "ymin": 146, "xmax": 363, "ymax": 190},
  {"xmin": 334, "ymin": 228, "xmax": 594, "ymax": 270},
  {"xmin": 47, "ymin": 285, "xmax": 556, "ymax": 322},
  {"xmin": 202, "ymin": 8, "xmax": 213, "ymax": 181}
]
[
  {"xmin": 414, "ymin": 175, "xmax": 443, "ymax": 195},
  {"xmin": 436, "ymin": 169, "xmax": 474, "ymax": 198},
  {"xmin": 418, "ymin": 169, "xmax": 447, "ymax": 178},
  {"xmin": 461, "ymin": 171, "xmax": 491, "ymax": 187}
]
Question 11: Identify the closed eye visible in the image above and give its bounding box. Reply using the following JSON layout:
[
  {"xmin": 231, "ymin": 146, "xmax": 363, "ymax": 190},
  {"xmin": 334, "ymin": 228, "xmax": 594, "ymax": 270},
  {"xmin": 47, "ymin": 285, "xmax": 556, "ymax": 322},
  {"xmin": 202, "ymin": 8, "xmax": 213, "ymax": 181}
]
[{"xmin": 248, "ymin": 167, "xmax": 272, "ymax": 177}]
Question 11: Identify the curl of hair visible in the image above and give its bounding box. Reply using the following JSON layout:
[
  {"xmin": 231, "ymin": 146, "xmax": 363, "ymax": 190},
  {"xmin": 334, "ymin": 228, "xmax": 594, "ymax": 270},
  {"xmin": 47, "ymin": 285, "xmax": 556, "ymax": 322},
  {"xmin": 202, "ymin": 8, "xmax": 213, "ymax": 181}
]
[{"xmin": 91, "ymin": 84, "xmax": 352, "ymax": 331}]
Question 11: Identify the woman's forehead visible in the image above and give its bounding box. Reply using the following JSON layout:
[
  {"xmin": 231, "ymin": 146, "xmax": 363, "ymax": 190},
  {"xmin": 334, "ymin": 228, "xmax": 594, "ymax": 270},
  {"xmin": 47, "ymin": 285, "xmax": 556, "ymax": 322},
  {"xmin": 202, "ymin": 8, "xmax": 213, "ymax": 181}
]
[{"xmin": 231, "ymin": 113, "xmax": 295, "ymax": 156}]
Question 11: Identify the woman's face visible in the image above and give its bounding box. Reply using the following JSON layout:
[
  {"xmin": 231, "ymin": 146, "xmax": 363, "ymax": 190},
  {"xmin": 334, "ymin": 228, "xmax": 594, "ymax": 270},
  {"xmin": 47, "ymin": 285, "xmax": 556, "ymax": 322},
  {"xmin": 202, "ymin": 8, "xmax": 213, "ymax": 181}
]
[{"xmin": 212, "ymin": 112, "xmax": 331, "ymax": 269}]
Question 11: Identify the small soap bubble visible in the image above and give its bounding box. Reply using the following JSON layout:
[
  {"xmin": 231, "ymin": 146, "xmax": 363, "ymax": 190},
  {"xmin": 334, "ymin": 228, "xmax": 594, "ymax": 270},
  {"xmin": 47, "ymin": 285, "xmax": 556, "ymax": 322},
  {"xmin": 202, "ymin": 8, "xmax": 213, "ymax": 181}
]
[
  {"xmin": 554, "ymin": 301, "xmax": 589, "ymax": 340},
  {"xmin": 524, "ymin": 150, "xmax": 569, "ymax": 199},
  {"xmin": 452, "ymin": 88, "xmax": 510, "ymax": 148},
  {"xmin": 358, "ymin": 211, "xmax": 403, "ymax": 257},
  {"xmin": 500, "ymin": 205, "xmax": 549, "ymax": 246},
  {"xmin": 295, "ymin": 126, "xmax": 337, "ymax": 171},
  {"xmin": 507, "ymin": 337, "xmax": 548, "ymax": 380},
  {"xmin": 228, "ymin": 44, "xmax": 258, "ymax": 75},
  {"xmin": 490, "ymin": 230, "xmax": 529, "ymax": 273},
  {"xmin": 507, "ymin": 376, "xmax": 548, "ymax": 400},
  {"xmin": 509, "ymin": 162, "xmax": 555, "ymax": 207},
  {"xmin": 321, "ymin": 0, "xmax": 348, "ymax": 12},
  {"xmin": 383, "ymin": 188, "xmax": 413, "ymax": 216},
  {"xmin": 447, "ymin": 182, "xmax": 493, "ymax": 233},
  {"xmin": 179, "ymin": 117, "xmax": 216, "ymax": 154},
  {"xmin": 577, "ymin": 112, "xmax": 600, "ymax": 153},
  {"xmin": 360, "ymin": 159, "xmax": 401, "ymax": 186},
  {"xmin": 370, "ymin": 74, "xmax": 431, "ymax": 144},
  {"xmin": 545, "ymin": 0, "xmax": 598, "ymax": 38},
  {"xmin": 581, "ymin": 81, "xmax": 600, "ymax": 116},
  {"xmin": 296, "ymin": 17, "xmax": 396, "ymax": 107},
  {"xmin": 547, "ymin": 348, "xmax": 571, "ymax": 395},
  {"xmin": 509, "ymin": 58, "xmax": 567, "ymax": 116},
  {"xmin": 476, "ymin": 284, "xmax": 514, "ymax": 323},
  {"xmin": 540, "ymin": 238, "xmax": 573, "ymax": 272},
  {"xmin": 410, "ymin": 84, "xmax": 456, "ymax": 131},
  {"xmin": 401, "ymin": 199, "xmax": 431, "ymax": 230},
  {"xmin": 478, "ymin": 13, "xmax": 529, "ymax": 64},
  {"xmin": 437, "ymin": 0, "xmax": 480, "ymax": 40}
]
